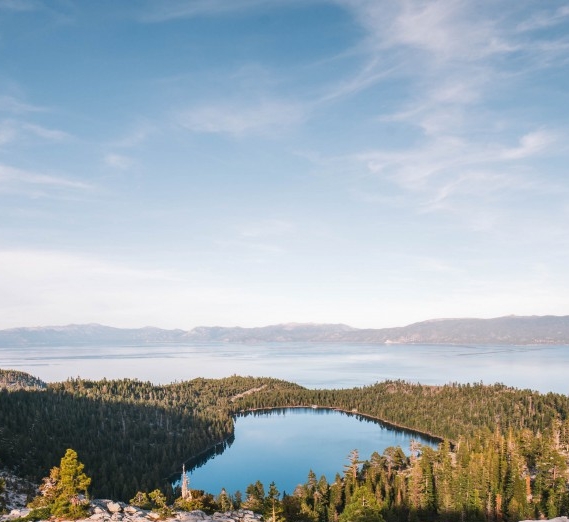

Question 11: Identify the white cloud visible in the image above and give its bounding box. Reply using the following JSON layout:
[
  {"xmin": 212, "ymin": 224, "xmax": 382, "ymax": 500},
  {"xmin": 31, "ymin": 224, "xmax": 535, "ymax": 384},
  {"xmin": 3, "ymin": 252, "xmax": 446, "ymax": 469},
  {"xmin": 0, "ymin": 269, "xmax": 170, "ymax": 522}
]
[
  {"xmin": 343, "ymin": 122, "xmax": 565, "ymax": 227},
  {"xmin": 332, "ymin": 0, "xmax": 568, "ymax": 115},
  {"xmin": 392, "ymin": 1, "xmax": 516, "ymax": 61},
  {"xmin": 0, "ymin": 94, "xmax": 46, "ymax": 114},
  {"xmin": 0, "ymin": 118, "xmax": 70, "ymax": 147},
  {"xmin": 179, "ymin": 100, "xmax": 304, "ymax": 136},
  {"xmin": 516, "ymin": 5, "xmax": 569, "ymax": 32},
  {"xmin": 0, "ymin": 0, "xmax": 39, "ymax": 11},
  {"xmin": 500, "ymin": 129, "xmax": 558, "ymax": 160},
  {"xmin": 316, "ymin": 0, "xmax": 569, "ymax": 229},
  {"xmin": 320, "ymin": 59, "xmax": 399, "ymax": 103},
  {"xmin": 22, "ymin": 122, "xmax": 70, "ymax": 141},
  {"xmin": 0, "ymin": 164, "xmax": 92, "ymax": 194},
  {"xmin": 340, "ymin": 0, "xmax": 519, "ymax": 63},
  {"xmin": 139, "ymin": 0, "xmax": 291, "ymax": 22},
  {"xmin": 311, "ymin": 0, "xmax": 520, "ymax": 145}
]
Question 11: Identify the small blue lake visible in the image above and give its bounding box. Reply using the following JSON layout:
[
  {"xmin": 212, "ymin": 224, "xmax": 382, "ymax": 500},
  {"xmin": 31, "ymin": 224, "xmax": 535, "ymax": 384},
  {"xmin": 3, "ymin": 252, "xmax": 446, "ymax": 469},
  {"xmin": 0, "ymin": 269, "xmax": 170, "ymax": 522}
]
[{"xmin": 180, "ymin": 408, "xmax": 439, "ymax": 497}]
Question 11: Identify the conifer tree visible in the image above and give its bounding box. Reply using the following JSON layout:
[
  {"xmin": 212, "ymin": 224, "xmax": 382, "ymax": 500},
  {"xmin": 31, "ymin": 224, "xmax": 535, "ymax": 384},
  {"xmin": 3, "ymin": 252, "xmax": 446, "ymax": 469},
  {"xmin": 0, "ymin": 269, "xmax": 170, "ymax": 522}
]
[
  {"xmin": 218, "ymin": 488, "xmax": 233, "ymax": 512},
  {"xmin": 149, "ymin": 489, "xmax": 173, "ymax": 518},
  {"xmin": 130, "ymin": 491, "xmax": 152, "ymax": 510},
  {"xmin": 265, "ymin": 482, "xmax": 284, "ymax": 522},
  {"xmin": 338, "ymin": 486, "xmax": 384, "ymax": 522},
  {"xmin": 30, "ymin": 449, "xmax": 91, "ymax": 519},
  {"xmin": 243, "ymin": 481, "xmax": 265, "ymax": 513},
  {"xmin": 53, "ymin": 449, "xmax": 91, "ymax": 519}
]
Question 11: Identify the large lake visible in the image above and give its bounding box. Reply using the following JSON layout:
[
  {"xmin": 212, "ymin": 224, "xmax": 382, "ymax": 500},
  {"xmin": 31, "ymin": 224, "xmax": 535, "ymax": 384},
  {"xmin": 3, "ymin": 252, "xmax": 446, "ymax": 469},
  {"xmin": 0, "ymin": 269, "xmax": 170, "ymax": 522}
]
[
  {"xmin": 3, "ymin": 342, "xmax": 567, "ymax": 496},
  {"xmin": 1, "ymin": 342, "xmax": 567, "ymax": 394},
  {"xmin": 178, "ymin": 407, "xmax": 439, "ymax": 497}
]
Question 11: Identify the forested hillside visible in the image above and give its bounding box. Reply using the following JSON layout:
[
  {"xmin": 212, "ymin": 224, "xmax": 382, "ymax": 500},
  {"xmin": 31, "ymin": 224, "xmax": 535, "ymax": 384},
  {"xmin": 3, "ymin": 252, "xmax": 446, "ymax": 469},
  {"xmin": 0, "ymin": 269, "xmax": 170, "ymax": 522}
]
[
  {"xmin": 230, "ymin": 381, "xmax": 569, "ymax": 440},
  {"xmin": 0, "ymin": 375, "xmax": 301, "ymax": 499},
  {"xmin": 0, "ymin": 370, "xmax": 46, "ymax": 391},
  {"xmin": 265, "ymin": 425, "xmax": 569, "ymax": 522},
  {"xmin": 1, "ymin": 371, "xmax": 569, "ymax": 521}
]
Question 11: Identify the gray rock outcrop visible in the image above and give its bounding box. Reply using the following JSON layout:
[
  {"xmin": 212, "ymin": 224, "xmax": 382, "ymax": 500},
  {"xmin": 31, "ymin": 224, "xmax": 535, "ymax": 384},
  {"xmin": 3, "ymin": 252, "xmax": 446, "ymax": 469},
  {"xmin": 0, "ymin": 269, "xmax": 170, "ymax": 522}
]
[{"xmin": 0, "ymin": 501, "xmax": 265, "ymax": 522}]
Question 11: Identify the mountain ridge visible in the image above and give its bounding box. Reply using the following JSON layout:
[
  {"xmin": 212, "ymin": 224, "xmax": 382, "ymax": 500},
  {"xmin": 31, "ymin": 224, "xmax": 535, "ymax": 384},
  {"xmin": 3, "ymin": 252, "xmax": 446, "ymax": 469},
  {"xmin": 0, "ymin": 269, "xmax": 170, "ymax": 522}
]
[{"xmin": 1, "ymin": 314, "xmax": 569, "ymax": 346}]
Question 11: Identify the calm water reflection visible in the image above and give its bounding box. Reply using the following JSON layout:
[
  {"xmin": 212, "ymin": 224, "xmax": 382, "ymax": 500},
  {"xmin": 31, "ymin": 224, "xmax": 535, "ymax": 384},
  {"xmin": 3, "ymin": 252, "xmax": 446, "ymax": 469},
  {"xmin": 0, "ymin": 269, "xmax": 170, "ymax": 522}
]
[
  {"xmin": 2, "ymin": 342, "xmax": 567, "ymax": 394},
  {"xmin": 178, "ymin": 408, "xmax": 439, "ymax": 496}
]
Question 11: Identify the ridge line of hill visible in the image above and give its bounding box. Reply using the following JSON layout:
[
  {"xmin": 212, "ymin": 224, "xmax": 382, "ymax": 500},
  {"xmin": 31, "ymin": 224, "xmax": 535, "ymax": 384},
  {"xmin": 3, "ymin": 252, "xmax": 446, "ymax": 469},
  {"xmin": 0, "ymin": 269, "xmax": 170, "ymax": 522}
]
[{"xmin": 1, "ymin": 314, "xmax": 569, "ymax": 346}]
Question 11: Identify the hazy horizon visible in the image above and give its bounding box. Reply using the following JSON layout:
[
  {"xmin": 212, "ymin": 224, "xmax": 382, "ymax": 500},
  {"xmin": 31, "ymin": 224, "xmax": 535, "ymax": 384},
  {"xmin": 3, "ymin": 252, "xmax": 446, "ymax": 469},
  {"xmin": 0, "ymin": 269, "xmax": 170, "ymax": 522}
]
[
  {"xmin": 3, "ymin": 313, "xmax": 567, "ymax": 332},
  {"xmin": 1, "ymin": 1, "xmax": 568, "ymax": 330}
]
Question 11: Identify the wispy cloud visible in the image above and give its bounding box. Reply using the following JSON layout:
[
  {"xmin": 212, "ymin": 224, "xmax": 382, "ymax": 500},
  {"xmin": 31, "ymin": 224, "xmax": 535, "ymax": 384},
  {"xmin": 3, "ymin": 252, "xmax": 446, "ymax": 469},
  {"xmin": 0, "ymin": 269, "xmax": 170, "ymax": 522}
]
[
  {"xmin": 388, "ymin": 1, "xmax": 517, "ymax": 61},
  {"xmin": 316, "ymin": 0, "xmax": 523, "ymax": 113},
  {"xmin": 178, "ymin": 100, "xmax": 304, "ymax": 136},
  {"xmin": 341, "ymin": 120, "xmax": 566, "ymax": 232},
  {"xmin": 357, "ymin": 127, "xmax": 561, "ymax": 187},
  {"xmin": 0, "ymin": 94, "xmax": 46, "ymax": 114},
  {"xmin": 330, "ymin": 0, "xmax": 569, "ymax": 111},
  {"xmin": 340, "ymin": 0, "xmax": 520, "ymax": 62},
  {"xmin": 0, "ymin": 0, "xmax": 39, "ymax": 12},
  {"xmin": 139, "ymin": 0, "xmax": 288, "ymax": 23},
  {"xmin": 0, "ymin": 164, "xmax": 92, "ymax": 195},
  {"xmin": 516, "ymin": 5, "xmax": 569, "ymax": 33},
  {"xmin": 0, "ymin": 120, "xmax": 71, "ymax": 146},
  {"xmin": 312, "ymin": 0, "xmax": 569, "ymax": 230},
  {"xmin": 111, "ymin": 121, "xmax": 157, "ymax": 148},
  {"xmin": 320, "ymin": 59, "xmax": 400, "ymax": 103},
  {"xmin": 21, "ymin": 122, "xmax": 71, "ymax": 141},
  {"xmin": 0, "ymin": 91, "xmax": 69, "ymax": 147},
  {"xmin": 500, "ymin": 129, "xmax": 558, "ymax": 160}
]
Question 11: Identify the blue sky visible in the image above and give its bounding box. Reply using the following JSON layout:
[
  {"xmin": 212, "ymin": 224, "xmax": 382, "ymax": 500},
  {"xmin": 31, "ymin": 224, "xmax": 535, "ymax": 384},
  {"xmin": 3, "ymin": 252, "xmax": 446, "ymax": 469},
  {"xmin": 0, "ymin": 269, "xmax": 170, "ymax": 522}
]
[{"xmin": 1, "ymin": 0, "xmax": 568, "ymax": 329}]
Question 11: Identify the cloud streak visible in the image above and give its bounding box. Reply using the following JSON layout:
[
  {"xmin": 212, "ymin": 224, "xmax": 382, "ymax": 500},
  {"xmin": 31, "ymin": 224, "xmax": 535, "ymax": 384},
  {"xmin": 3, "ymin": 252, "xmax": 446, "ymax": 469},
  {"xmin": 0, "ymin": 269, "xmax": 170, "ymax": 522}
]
[
  {"xmin": 0, "ymin": 94, "xmax": 46, "ymax": 114},
  {"xmin": 138, "ymin": 0, "xmax": 287, "ymax": 22},
  {"xmin": 308, "ymin": 0, "xmax": 569, "ymax": 228},
  {"xmin": 21, "ymin": 123, "xmax": 71, "ymax": 141},
  {"xmin": 0, "ymin": 164, "xmax": 92, "ymax": 195}
]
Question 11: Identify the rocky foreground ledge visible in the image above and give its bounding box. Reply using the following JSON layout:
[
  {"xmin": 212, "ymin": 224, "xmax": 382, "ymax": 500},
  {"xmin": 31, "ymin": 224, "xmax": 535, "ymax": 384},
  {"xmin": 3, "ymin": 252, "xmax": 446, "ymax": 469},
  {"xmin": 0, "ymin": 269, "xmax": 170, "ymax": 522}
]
[
  {"xmin": 520, "ymin": 519, "xmax": 569, "ymax": 522},
  {"xmin": 3, "ymin": 503, "xmax": 568, "ymax": 522},
  {"xmin": 1, "ymin": 500, "xmax": 264, "ymax": 522}
]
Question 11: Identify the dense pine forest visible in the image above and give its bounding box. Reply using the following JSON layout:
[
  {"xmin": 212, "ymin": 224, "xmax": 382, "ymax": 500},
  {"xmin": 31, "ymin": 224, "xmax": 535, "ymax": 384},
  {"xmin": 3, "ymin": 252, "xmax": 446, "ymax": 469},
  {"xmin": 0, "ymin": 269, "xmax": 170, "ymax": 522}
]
[{"xmin": 1, "ymin": 369, "xmax": 569, "ymax": 521}]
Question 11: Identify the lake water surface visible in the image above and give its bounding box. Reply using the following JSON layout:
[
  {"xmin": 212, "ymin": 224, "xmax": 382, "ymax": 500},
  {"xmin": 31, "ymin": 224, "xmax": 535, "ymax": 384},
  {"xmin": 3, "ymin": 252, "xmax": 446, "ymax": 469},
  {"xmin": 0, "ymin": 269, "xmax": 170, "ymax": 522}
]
[
  {"xmin": 2, "ymin": 342, "xmax": 567, "ymax": 394},
  {"xmin": 179, "ymin": 407, "xmax": 439, "ymax": 497}
]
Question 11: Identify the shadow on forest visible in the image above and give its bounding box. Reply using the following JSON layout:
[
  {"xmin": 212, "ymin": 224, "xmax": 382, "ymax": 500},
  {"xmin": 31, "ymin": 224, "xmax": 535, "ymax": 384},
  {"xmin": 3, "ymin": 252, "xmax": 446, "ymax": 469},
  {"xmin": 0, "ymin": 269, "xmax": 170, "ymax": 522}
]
[
  {"xmin": 385, "ymin": 506, "xmax": 493, "ymax": 522},
  {"xmin": 0, "ymin": 388, "xmax": 234, "ymax": 501}
]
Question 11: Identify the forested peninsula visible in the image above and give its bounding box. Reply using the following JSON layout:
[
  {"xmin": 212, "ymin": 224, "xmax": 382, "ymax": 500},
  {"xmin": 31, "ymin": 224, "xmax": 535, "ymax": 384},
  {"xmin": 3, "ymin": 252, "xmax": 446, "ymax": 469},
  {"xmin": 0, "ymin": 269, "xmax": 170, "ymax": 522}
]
[{"xmin": 1, "ymin": 369, "xmax": 569, "ymax": 522}]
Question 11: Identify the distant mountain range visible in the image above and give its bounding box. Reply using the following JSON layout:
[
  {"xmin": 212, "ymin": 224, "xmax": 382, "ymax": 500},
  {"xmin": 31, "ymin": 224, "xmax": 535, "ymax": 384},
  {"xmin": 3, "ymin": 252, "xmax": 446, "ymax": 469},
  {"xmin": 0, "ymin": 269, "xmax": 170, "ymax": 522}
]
[{"xmin": 1, "ymin": 315, "xmax": 569, "ymax": 346}]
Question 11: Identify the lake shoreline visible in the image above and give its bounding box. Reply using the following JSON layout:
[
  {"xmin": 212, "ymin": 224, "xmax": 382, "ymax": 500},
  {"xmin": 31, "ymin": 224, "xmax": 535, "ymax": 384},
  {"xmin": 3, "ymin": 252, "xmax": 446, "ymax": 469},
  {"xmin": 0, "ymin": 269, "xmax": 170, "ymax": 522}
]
[
  {"xmin": 236, "ymin": 405, "xmax": 445, "ymax": 445},
  {"xmin": 183, "ymin": 405, "xmax": 441, "ymax": 494}
]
